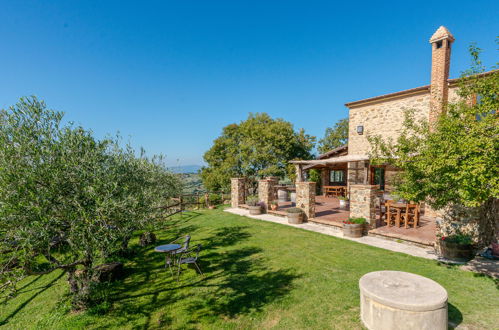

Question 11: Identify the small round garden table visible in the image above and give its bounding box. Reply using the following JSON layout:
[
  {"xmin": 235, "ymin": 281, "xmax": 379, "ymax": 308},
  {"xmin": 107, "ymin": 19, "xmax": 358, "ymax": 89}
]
[
  {"xmin": 154, "ymin": 244, "xmax": 182, "ymax": 269},
  {"xmin": 154, "ymin": 244, "xmax": 182, "ymax": 253}
]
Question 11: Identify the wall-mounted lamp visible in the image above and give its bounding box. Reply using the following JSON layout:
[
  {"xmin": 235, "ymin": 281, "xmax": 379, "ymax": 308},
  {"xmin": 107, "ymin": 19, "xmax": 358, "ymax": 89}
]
[{"xmin": 356, "ymin": 125, "xmax": 364, "ymax": 135}]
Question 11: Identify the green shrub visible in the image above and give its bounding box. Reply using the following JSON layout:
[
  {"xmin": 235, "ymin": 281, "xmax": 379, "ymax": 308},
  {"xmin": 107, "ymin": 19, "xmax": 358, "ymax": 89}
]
[
  {"xmin": 344, "ymin": 217, "xmax": 367, "ymax": 224},
  {"xmin": 440, "ymin": 234, "xmax": 473, "ymax": 245},
  {"xmin": 246, "ymin": 195, "xmax": 259, "ymax": 206},
  {"xmin": 200, "ymin": 194, "xmax": 222, "ymax": 205}
]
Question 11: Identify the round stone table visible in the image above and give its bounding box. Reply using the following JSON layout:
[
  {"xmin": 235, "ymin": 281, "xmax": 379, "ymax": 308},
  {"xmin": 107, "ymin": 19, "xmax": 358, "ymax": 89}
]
[{"xmin": 359, "ymin": 271, "xmax": 448, "ymax": 330}]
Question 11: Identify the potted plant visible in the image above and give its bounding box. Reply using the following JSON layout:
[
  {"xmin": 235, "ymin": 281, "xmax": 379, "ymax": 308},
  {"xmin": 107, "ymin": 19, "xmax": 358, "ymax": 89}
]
[
  {"xmin": 269, "ymin": 200, "xmax": 278, "ymax": 211},
  {"xmin": 438, "ymin": 233, "xmax": 474, "ymax": 262},
  {"xmin": 343, "ymin": 217, "xmax": 367, "ymax": 238},
  {"xmin": 286, "ymin": 207, "xmax": 303, "ymax": 224},
  {"xmin": 338, "ymin": 196, "xmax": 349, "ymax": 208},
  {"xmin": 246, "ymin": 196, "xmax": 262, "ymax": 215}
]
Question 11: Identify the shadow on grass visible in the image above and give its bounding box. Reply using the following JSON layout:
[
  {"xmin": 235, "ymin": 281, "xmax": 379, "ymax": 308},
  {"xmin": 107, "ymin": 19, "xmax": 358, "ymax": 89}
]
[
  {"xmin": 448, "ymin": 303, "xmax": 463, "ymax": 329},
  {"xmin": 106, "ymin": 225, "xmax": 300, "ymax": 328},
  {"xmin": 186, "ymin": 246, "xmax": 300, "ymax": 321},
  {"xmin": 0, "ymin": 272, "xmax": 65, "ymax": 326}
]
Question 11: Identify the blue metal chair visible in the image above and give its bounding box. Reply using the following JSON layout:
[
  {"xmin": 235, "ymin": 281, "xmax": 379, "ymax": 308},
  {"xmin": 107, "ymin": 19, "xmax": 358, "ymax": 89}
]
[
  {"xmin": 177, "ymin": 244, "xmax": 203, "ymax": 281},
  {"xmin": 170, "ymin": 234, "xmax": 191, "ymax": 260}
]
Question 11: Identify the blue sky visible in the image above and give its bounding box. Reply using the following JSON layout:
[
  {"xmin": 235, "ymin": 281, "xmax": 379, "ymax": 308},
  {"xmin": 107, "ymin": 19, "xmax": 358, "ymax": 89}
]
[{"xmin": 1, "ymin": 1, "xmax": 498, "ymax": 166}]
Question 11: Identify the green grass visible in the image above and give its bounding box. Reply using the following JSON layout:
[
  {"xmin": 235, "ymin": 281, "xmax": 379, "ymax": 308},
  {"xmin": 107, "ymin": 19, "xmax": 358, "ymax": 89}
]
[{"xmin": 1, "ymin": 208, "xmax": 498, "ymax": 329}]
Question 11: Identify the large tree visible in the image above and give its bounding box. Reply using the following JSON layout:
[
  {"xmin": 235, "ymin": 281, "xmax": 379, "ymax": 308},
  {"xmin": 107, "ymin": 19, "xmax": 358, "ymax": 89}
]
[
  {"xmin": 0, "ymin": 97, "xmax": 181, "ymax": 309},
  {"xmin": 317, "ymin": 118, "xmax": 348, "ymax": 154},
  {"xmin": 201, "ymin": 113, "xmax": 315, "ymax": 191},
  {"xmin": 369, "ymin": 44, "xmax": 498, "ymax": 247}
]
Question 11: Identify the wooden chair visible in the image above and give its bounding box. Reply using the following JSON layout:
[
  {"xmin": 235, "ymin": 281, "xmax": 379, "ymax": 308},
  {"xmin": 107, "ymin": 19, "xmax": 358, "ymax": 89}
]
[
  {"xmin": 402, "ymin": 203, "xmax": 420, "ymax": 229},
  {"xmin": 383, "ymin": 200, "xmax": 397, "ymax": 227},
  {"xmin": 380, "ymin": 199, "xmax": 393, "ymax": 222}
]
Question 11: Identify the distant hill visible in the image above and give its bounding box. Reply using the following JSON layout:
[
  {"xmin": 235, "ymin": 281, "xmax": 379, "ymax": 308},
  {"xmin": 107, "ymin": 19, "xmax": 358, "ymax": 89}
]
[
  {"xmin": 168, "ymin": 165, "xmax": 202, "ymax": 174},
  {"xmin": 180, "ymin": 172, "xmax": 205, "ymax": 194}
]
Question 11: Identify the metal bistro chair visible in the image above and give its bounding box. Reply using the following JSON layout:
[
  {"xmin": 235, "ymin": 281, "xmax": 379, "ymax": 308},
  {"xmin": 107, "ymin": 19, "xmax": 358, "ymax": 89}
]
[
  {"xmin": 169, "ymin": 235, "xmax": 191, "ymax": 265},
  {"xmin": 177, "ymin": 244, "xmax": 204, "ymax": 281}
]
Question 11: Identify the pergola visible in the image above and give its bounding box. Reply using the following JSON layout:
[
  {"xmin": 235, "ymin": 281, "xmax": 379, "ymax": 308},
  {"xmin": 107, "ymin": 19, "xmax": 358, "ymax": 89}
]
[{"xmin": 289, "ymin": 154, "xmax": 370, "ymax": 182}]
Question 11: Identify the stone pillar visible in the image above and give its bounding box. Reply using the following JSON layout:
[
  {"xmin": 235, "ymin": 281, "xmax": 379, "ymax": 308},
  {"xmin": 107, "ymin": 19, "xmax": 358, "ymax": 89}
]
[
  {"xmin": 295, "ymin": 164, "xmax": 304, "ymax": 182},
  {"xmin": 350, "ymin": 184, "xmax": 377, "ymax": 229},
  {"xmin": 231, "ymin": 178, "xmax": 246, "ymax": 208},
  {"xmin": 296, "ymin": 181, "xmax": 316, "ymax": 220},
  {"xmin": 258, "ymin": 179, "xmax": 276, "ymax": 212}
]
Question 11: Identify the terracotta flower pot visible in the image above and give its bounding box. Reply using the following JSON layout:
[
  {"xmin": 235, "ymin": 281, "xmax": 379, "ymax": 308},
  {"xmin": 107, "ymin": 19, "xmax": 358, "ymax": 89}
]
[
  {"xmin": 343, "ymin": 223, "xmax": 364, "ymax": 238},
  {"xmin": 439, "ymin": 240, "xmax": 474, "ymax": 262},
  {"xmin": 270, "ymin": 204, "xmax": 278, "ymax": 211}
]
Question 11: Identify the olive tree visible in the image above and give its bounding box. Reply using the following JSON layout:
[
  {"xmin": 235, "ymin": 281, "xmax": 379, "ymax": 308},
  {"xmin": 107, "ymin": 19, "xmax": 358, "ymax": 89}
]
[{"xmin": 0, "ymin": 97, "xmax": 181, "ymax": 309}]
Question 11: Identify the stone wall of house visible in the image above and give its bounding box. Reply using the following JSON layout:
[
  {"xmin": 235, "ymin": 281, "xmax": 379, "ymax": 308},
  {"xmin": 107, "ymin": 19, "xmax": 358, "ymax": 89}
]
[
  {"xmin": 295, "ymin": 182, "xmax": 316, "ymax": 220},
  {"xmin": 349, "ymin": 184, "xmax": 377, "ymax": 228},
  {"xmin": 347, "ymin": 161, "xmax": 369, "ymax": 188},
  {"xmin": 384, "ymin": 165, "xmax": 402, "ymax": 193},
  {"xmin": 348, "ymin": 92, "xmax": 431, "ymax": 156},
  {"xmin": 448, "ymin": 85, "xmax": 460, "ymax": 104},
  {"xmin": 230, "ymin": 178, "xmax": 246, "ymax": 208}
]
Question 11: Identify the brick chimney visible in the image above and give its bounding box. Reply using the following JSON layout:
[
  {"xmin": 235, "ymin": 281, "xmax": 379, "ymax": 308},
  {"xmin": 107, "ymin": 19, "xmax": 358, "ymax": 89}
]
[{"xmin": 429, "ymin": 26, "xmax": 454, "ymax": 127}]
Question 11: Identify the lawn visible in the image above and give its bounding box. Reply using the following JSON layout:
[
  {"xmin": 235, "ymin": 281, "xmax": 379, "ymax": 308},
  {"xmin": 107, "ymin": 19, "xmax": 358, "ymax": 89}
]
[{"xmin": 1, "ymin": 208, "xmax": 498, "ymax": 329}]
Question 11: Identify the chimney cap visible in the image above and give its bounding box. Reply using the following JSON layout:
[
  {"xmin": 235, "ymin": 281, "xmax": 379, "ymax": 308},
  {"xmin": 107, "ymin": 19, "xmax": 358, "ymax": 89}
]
[{"xmin": 429, "ymin": 26, "xmax": 455, "ymax": 44}]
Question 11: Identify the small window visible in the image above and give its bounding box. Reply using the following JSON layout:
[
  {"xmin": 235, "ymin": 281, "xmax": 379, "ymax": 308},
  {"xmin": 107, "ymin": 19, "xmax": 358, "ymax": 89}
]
[
  {"xmin": 436, "ymin": 41, "xmax": 443, "ymax": 49},
  {"xmin": 371, "ymin": 167, "xmax": 385, "ymax": 190},
  {"xmin": 329, "ymin": 170, "xmax": 345, "ymax": 184}
]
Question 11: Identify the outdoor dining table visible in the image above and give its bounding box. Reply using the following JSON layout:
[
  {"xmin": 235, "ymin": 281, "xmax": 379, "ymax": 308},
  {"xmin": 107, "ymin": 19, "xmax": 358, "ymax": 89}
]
[
  {"xmin": 154, "ymin": 244, "xmax": 182, "ymax": 269},
  {"xmin": 388, "ymin": 202, "xmax": 407, "ymax": 227}
]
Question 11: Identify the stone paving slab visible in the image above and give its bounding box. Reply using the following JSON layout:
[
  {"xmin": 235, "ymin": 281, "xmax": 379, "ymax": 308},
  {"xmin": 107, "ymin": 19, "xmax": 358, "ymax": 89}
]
[{"xmin": 225, "ymin": 208, "xmax": 438, "ymax": 260}]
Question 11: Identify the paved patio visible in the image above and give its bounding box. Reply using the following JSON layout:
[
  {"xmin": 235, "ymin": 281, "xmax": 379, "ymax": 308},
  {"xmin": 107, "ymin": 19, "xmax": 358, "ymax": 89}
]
[
  {"xmin": 276, "ymin": 195, "xmax": 348, "ymax": 227},
  {"xmin": 276, "ymin": 195, "xmax": 437, "ymax": 246},
  {"xmin": 369, "ymin": 216, "xmax": 437, "ymax": 246}
]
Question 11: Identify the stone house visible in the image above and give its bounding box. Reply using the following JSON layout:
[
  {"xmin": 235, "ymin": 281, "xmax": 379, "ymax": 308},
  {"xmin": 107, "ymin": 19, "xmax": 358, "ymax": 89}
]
[
  {"xmin": 232, "ymin": 26, "xmax": 494, "ymax": 245},
  {"xmin": 293, "ymin": 26, "xmax": 467, "ymax": 195}
]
